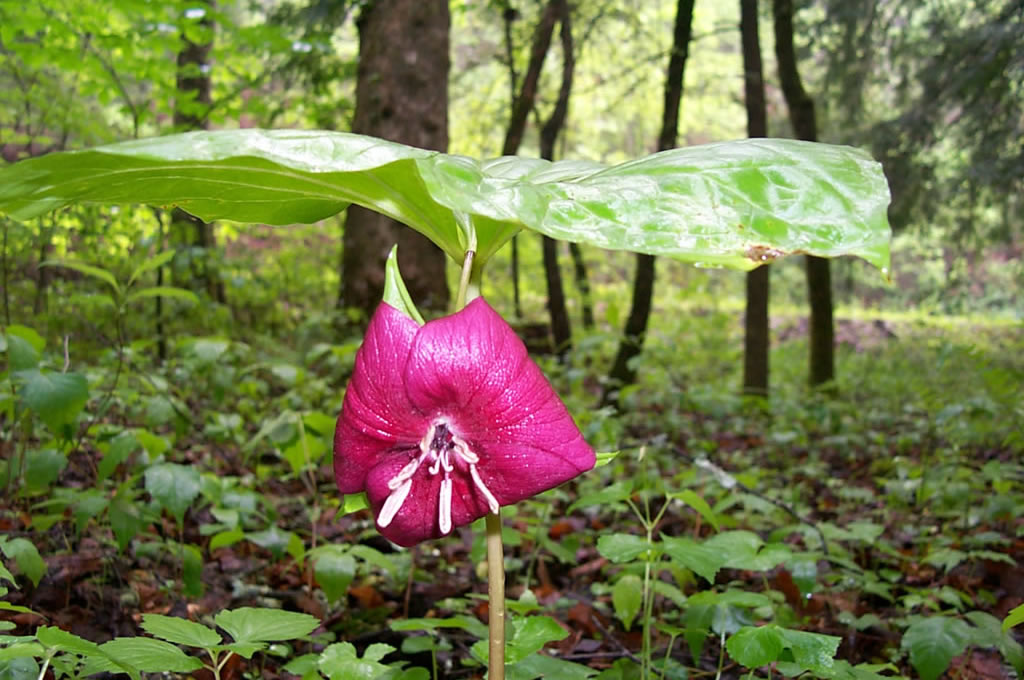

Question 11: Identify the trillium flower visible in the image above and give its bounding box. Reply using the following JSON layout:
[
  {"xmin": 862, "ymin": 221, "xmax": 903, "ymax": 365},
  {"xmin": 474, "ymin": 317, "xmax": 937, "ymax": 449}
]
[{"xmin": 334, "ymin": 297, "xmax": 595, "ymax": 547}]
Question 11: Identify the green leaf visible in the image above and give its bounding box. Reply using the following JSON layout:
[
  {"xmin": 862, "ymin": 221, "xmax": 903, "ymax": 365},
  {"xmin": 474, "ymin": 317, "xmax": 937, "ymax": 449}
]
[
  {"xmin": 1003, "ymin": 603, "xmax": 1024, "ymax": 633},
  {"xmin": 594, "ymin": 450, "xmax": 619, "ymax": 468},
  {"xmin": 0, "ymin": 538, "xmax": 45, "ymax": 587},
  {"xmin": 22, "ymin": 448, "xmax": 67, "ymax": 493},
  {"xmin": 0, "ymin": 656, "xmax": 40, "ymax": 679},
  {"xmin": 311, "ymin": 546, "xmax": 356, "ymax": 605},
  {"xmin": 568, "ymin": 480, "xmax": 633, "ymax": 513},
  {"xmin": 100, "ymin": 637, "xmax": 203, "ymax": 673},
  {"xmin": 504, "ymin": 138, "xmax": 892, "ymax": 270},
  {"xmin": 505, "ymin": 616, "xmax": 569, "ymax": 665},
  {"xmin": 4, "ymin": 326, "xmax": 43, "ymax": 370},
  {"xmin": 965, "ymin": 610, "xmax": 1024, "ymax": 673},
  {"xmin": 317, "ymin": 641, "xmax": 392, "ymax": 680},
  {"xmin": 144, "ymin": 463, "xmax": 201, "ymax": 525},
  {"xmin": 660, "ymin": 535, "xmax": 725, "ymax": 583},
  {"xmin": 726, "ymin": 625, "xmax": 785, "ymax": 669},
  {"xmin": 97, "ymin": 430, "xmax": 140, "ymax": 482},
  {"xmin": 612, "ymin": 575, "xmax": 644, "ymax": 632},
  {"xmin": 776, "ymin": 627, "xmax": 841, "ymax": 671},
  {"xmin": 0, "ymin": 561, "xmax": 15, "ymax": 585},
  {"xmin": 0, "ymin": 130, "xmax": 891, "ymax": 272},
  {"xmin": 381, "ymin": 245, "xmax": 425, "ymax": 325},
  {"xmin": 214, "ymin": 607, "xmax": 320, "ymax": 644},
  {"xmin": 141, "ymin": 614, "xmax": 221, "ymax": 648},
  {"xmin": 507, "ymin": 652, "xmax": 598, "ymax": 679},
  {"xmin": 245, "ymin": 527, "xmax": 298, "ymax": 560},
  {"xmin": 18, "ymin": 370, "xmax": 88, "ymax": 436},
  {"xmin": 110, "ymin": 492, "xmax": 144, "ymax": 552},
  {"xmin": 221, "ymin": 642, "xmax": 267, "ymax": 659},
  {"xmin": 901, "ymin": 616, "xmax": 972, "ymax": 680},
  {"xmin": 671, "ymin": 489, "xmax": 720, "ymax": 531},
  {"xmin": 597, "ymin": 533, "xmax": 657, "ymax": 563},
  {"xmin": 125, "ymin": 286, "xmax": 200, "ymax": 306},
  {"xmin": 181, "ymin": 543, "xmax": 204, "ymax": 598},
  {"xmin": 40, "ymin": 260, "xmax": 120, "ymax": 295},
  {"xmin": 341, "ymin": 492, "xmax": 369, "ymax": 515},
  {"xmin": 128, "ymin": 249, "xmax": 177, "ymax": 286}
]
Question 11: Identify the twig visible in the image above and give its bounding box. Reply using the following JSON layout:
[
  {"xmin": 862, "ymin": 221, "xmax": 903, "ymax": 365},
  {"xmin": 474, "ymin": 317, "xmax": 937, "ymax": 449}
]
[{"xmin": 679, "ymin": 447, "xmax": 831, "ymax": 557}]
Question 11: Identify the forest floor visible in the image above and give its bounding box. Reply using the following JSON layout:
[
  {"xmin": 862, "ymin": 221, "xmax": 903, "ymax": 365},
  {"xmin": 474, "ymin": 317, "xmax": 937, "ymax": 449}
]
[{"xmin": 2, "ymin": 311, "xmax": 1023, "ymax": 679}]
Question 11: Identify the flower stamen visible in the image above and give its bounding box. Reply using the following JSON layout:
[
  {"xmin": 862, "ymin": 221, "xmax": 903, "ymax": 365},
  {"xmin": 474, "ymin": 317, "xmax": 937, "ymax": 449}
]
[
  {"xmin": 378, "ymin": 478, "xmax": 412, "ymax": 528},
  {"xmin": 470, "ymin": 464, "xmax": 500, "ymax": 514},
  {"xmin": 439, "ymin": 477, "xmax": 453, "ymax": 534}
]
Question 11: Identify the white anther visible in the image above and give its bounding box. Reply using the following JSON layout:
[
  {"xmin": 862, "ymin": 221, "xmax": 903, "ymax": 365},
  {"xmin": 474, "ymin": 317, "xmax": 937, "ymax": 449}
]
[
  {"xmin": 378, "ymin": 478, "xmax": 412, "ymax": 528},
  {"xmin": 388, "ymin": 455, "xmax": 425, "ymax": 490},
  {"xmin": 452, "ymin": 438, "xmax": 478, "ymax": 464},
  {"xmin": 470, "ymin": 464, "xmax": 500, "ymax": 514},
  {"xmin": 439, "ymin": 477, "xmax": 453, "ymax": 535}
]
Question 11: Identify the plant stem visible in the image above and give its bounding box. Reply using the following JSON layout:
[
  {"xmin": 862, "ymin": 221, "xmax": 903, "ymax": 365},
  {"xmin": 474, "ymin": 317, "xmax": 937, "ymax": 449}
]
[
  {"xmin": 486, "ymin": 510, "xmax": 506, "ymax": 680},
  {"xmin": 455, "ymin": 249, "xmax": 476, "ymax": 311}
]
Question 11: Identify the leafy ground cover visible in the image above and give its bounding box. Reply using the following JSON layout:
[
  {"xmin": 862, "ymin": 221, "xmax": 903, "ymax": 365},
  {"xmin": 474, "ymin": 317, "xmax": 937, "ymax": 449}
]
[{"xmin": 1, "ymin": 254, "xmax": 1022, "ymax": 679}]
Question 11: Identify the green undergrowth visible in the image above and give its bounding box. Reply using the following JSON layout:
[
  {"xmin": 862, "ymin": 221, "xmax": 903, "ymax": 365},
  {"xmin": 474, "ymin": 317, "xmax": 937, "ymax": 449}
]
[{"xmin": 2, "ymin": 256, "xmax": 1023, "ymax": 679}]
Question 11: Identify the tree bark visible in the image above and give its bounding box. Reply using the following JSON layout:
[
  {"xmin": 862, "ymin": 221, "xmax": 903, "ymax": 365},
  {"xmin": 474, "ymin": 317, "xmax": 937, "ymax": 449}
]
[
  {"xmin": 602, "ymin": 0, "xmax": 695, "ymax": 407},
  {"xmin": 339, "ymin": 0, "xmax": 450, "ymax": 318},
  {"xmin": 773, "ymin": 0, "xmax": 834, "ymax": 387},
  {"xmin": 741, "ymin": 0, "xmax": 770, "ymax": 397},
  {"xmin": 538, "ymin": 0, "xmax": 575, "ymax": 358},
  {"xmin": 172, "ymin": 0, "xmax": 225, "ymax": 306}
]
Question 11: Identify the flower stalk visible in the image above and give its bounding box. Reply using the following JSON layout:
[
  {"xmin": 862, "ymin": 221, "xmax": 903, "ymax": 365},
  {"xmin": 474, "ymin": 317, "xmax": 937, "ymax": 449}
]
[{"xmin": 486, "ymin": 511, "xmax": 506, "ymax": 680}]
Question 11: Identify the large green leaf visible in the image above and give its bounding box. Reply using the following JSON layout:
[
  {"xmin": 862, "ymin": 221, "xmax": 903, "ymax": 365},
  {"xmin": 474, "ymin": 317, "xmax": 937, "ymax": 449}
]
[
  {"xmin": 17, "ymin": 370, "xmax": 88, "ymax": 435},
  {"xmin": 901, "ymin": 616, "xmax": 972, "ymax": 680},
  {"xmin": 140, "ymin": 615, "xmax": 222, "ymax": 648},
  {"xmin": 100, "ymin": 637, "xmax": 203, "ymax": 673},
  {"xmin": 0, "ymin": 129, "xmax": 891, "ymax": 271},
  {"xmin": 144, "ymin": 463, "xmax": 201, "ymax": 525},
  {"xmin": 214, "ymin": 607, "xmax": 319, "ymax": 644}
]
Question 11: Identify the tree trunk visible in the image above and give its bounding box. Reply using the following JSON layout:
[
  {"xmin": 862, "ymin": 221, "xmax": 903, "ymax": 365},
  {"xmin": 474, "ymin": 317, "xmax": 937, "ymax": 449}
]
[
  {"xmin": 339, "ymin": 0, "xmax": 450, "ymax": 318},
  {"xmin": 741, "ymin": 0, "xmax": 770, "ymax": 397},
  {"xmin": 773, "ymin": 0, "xmax": 834, "ymax": 388},
  {"xmin": 569, "ymin": 242, "xmax": 594, "ymax": 329},
  {"xmin": 538, "ymin": 0, "xmax": 575, "ymax": 358},
  {"xmin": 501, "ymin": 1, "xmax": 559, "ymax": 325},
  {"xmin": 602, "ymin": 0, "xmax": 695, "ymax": 407},
  {"xmin": 172, "ymin": 0, "xmax": 225, "ymax": 305}
]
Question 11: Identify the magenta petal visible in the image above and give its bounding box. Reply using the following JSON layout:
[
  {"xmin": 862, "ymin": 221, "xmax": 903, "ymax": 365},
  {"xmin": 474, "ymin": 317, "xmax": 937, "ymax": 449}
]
[
  {"xmin": 334, "ymin": 303, "xmax": 427, "ymax": 494},
  {"xmin": 405, "ymin": 298, "xmax": 595, "ymax": 503}
]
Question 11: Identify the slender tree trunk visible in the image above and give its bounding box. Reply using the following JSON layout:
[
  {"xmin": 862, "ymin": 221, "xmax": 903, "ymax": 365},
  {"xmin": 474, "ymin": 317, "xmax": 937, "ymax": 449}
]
[
  {"xmin": 569, "ymin": 242, "xmax": 594, "ymax": 329},
  {"xmin": 602, "ymin": 0, "xmax": 695, "ymax": 407},
  {"xmin": 172, "ymin": 0, "xmax": 225, "ymax": 305},
  {"xmin": 774, "ymin": 0, "xmax": 834, "ymax": 387},
  {"xmin": 502, "ymin": 2, "xmax": 525, "ymax": 321},
  {"xmin": 501, "ymin": 0, "xmax": 559, "ymax": 327},
  {"xmin": 340, "ymin": 0, "xmax": 450, "ymax": 318},
  {"xmin": 741, "ymin": 0, "xmax": 770, "ymax": 397},
  {"xmin": 538, "ymin": 0, "xmax": 574, "ymax": 358}
]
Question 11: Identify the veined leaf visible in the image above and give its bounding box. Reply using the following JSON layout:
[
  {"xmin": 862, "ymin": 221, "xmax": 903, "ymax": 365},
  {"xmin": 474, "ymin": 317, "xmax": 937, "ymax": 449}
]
[
  {"xmin": 128, "ymin": 249, "xmax": 177, "ymax": 286},
  {"xmin": 125, "ymin": 286, "xmax": 200, "ymax": 306},
  {"xmin": 0, "ymin": 129, "xmax": 891, "ymax": 271},
  {"xmin": 40, "ymin": 259, "xmax": 120, "ymax": 295}
]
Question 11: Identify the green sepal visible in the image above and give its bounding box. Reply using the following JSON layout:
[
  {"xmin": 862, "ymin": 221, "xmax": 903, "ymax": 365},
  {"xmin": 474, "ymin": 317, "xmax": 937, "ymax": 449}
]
[{"xmin": 381, "ymin": 245, "xmax": 425, "ymax": 325}]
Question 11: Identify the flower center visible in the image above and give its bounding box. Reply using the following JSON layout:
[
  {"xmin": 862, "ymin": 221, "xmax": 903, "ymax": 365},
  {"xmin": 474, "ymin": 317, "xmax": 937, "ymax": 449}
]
[{"xmin": 377, "ymin": 420, "xmax": 500, "ymax": 536}]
